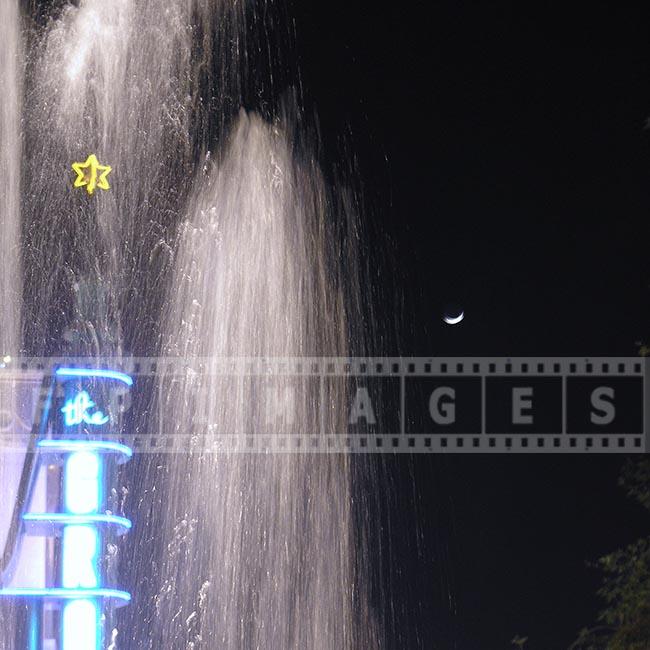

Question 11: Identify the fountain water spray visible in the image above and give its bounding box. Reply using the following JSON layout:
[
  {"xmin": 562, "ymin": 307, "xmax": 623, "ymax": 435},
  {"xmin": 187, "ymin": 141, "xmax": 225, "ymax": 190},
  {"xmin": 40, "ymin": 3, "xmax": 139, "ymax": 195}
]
[
  {"xmin": 125, "ymin": 112, "xmax": 380, "ymax": 648},
  {"xmin": 1, "ymin": 1, "xmax": 382, "ymax": 647},
  {"xmin": 0, "ymin": 1, "xmax": 22, "ymax": 645},
  {"xmin": 0, "ymin": 0, "xmax": 21, "ymax": 356}
]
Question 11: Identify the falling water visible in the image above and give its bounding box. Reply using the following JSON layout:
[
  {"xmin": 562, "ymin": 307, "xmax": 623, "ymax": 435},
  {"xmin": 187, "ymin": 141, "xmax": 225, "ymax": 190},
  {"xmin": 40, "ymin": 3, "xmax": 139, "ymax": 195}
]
[
  {"xmin": 124, "ymin": 112, "xmax": 380, "ymax": 648},
  {"xmin": 2, "ymin": 0, "xmax": 382, "ymax": 647},
  {"xmin": 0, "ymin": 2, "xmax": 22, "ymax": 646},
  {"xmin": 0, "ymin": 0, "xmax": 21, "ymax": 355},
  {"xmin": 21, "ymin": 0, "xmax": 244, "ymax": 355}
]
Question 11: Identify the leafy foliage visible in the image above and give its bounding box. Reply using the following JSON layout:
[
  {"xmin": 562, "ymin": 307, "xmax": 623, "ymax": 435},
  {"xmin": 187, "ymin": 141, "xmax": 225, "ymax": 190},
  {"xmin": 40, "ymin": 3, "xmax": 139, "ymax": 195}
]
[{"xmin": 571, "ymin": 459, "xmax": 650, "ymax": 650}]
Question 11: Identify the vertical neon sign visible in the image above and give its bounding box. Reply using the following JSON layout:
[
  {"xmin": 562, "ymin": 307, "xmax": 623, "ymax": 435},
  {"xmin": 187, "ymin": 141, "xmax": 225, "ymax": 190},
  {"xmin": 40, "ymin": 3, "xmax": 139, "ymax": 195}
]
[
  {"xmin": 62, "ymin": 450, "xmax": 101, "ymax": 650},
  {"xmin": 0, "ymin": 366, "xmax": 133, "ymax": 649},
  {"xmin": 57, "ymin": 368, "xmax": 132, "ymax": 650}
]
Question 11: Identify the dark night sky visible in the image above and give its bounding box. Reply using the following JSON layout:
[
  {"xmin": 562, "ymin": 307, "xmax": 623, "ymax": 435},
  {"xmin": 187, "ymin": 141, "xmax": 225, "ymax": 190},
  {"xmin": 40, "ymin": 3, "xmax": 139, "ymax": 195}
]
[{"xmin": 288, "ymin": 2, "xmax": 650, "ymax": 648}]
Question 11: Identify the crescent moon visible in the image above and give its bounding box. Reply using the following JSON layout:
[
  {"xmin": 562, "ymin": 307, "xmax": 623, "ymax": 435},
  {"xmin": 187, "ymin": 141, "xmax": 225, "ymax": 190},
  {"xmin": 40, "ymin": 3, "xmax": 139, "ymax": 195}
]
[{"xmin": 443, "ymin": 311, "xmax": 464, "ymax": 325}]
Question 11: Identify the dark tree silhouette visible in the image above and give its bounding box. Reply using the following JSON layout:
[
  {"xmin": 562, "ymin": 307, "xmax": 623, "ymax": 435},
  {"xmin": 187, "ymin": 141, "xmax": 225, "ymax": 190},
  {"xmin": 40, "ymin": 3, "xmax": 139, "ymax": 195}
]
[{"xmin": 571, "ymin": 459, "xmax": 650, "ymax": 650}]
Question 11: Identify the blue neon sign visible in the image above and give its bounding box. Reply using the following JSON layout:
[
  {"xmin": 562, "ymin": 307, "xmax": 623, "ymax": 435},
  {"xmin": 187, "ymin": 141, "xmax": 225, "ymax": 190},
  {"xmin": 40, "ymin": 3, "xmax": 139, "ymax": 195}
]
[
  {"xmin": 57, "ymin": 374, "xmax": 132, "ymax": 650},
  {"xmin": 61, "ymin": 390, "xmax": 110, "ymax": 427},
  {"xmin": 62, "ymin": 448, "xmax": 102, "ymax": 650},
  {"xmin": 55, "ymin": 367, "xmax": 133, "ymax": 387},
  {"xmin": 38, "ymin": 439, "xmax": 133, "ymax": 461},
  {"xmin": 0, "ymin": 368, "xmax": 133, "ymax": 650},
  {"xmin": 63, "ymin": 599, "xmax": 98, "ymax": 649},
  {"xmin": 0, "ymin": 587, "xmax": 131, "ymax": 603}
]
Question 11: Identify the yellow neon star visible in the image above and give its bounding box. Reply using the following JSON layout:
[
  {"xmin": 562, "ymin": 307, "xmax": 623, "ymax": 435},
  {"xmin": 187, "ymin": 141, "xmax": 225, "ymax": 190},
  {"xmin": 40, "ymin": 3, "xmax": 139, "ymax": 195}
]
[{"xmin": 72, "ymin": 154, "xmax": 112, "ymax": 196}]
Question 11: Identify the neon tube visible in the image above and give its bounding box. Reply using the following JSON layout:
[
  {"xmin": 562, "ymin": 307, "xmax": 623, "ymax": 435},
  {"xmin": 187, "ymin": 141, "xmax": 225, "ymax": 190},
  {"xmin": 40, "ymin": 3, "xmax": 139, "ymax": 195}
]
[
  {"xmin": 38, "ymin": 439, "xmax": 132, "ymax": 461},
  {"xmin": 0, "ymin": 588, "xmax": 131, "ymax": 604},
  {"xmin": 22, "ymin": 513, "xmax": 132, "ymax": 532},
  {"xmin": 55, "ymin": 368, "xmax": 133, "ymax": 386}
]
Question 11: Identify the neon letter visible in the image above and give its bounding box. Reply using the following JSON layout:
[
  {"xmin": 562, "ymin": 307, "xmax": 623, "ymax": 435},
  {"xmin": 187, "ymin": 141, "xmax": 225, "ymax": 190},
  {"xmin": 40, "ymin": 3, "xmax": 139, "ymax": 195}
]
[
  {"xmin": 61, "ymin": 391, "xmax": 109, "ymax": 427},
  {"xmin": 63, "ymin": 599, "xmax": 98, "ymax": 650},
  {"xmin": 65, "ymin": 451, "xmax": 100, "ymax": 514},
  {"xmin": 63, "ymin": 526, "xmax": 99, "ymax": 589}
]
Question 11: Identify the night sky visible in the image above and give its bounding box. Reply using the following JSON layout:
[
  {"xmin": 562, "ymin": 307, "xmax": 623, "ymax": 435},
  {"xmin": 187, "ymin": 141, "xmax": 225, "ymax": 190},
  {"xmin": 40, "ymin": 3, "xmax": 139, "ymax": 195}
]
[{"xmin": 289, "ymin": 2, "xmax": 650, "ymax": 648}]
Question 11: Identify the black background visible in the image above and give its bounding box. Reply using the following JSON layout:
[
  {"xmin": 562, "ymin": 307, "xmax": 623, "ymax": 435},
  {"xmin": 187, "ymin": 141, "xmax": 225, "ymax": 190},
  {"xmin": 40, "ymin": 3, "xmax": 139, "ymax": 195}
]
[{"xmin": 287, "ymin": 2, "xmax": 650, "ymax": 648}]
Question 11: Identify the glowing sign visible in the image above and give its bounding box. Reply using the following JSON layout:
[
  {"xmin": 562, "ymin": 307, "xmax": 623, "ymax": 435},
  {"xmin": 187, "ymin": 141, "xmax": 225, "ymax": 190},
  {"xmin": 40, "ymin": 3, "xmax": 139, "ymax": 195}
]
[
  {"xmin": 62, "ymin": 449, "xmax": 101, "ymax": 650},
  {"xmin": 61, "ymin": 391, "xmax": 109, "ymax": 427},
  {"xmin": 63, "ymin": 599, "xmax": 98, "ymax": 650},
  {"xmin": 55, "ymin": 368, "xmax": 133, "ymax": 386},
  {"xmin": 71, "ymin": 154, "xmax": 112, "ymax": 196},
  {"xmin": 38, "ymin": 439, "xmax": 133, "ymax": 460},
  {"xmin": 0, "ymin": 368, "xmax": 133, "ymax": 650},
  {"xmin": 63, "ymin": 526, "xmax": 99, "ymax": 589},
  {"xmin": 59, "ymin": 376, "xmax": 132, "ymax": 649},
  {"xmin": 65, "ymin": 451, "xmax": 100, "ymax": 512},
  {"xmin": 0, "ymin": 588, "xmax": 131, "ymax": 603}
]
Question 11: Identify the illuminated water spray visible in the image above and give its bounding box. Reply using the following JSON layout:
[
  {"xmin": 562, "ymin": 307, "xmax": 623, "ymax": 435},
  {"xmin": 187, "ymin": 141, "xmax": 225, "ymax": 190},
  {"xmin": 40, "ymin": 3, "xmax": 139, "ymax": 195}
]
[
  {"xmin": 0, "ymin": 0, "xmax": 21, "ymax": 356},
  {"xmin": 1, "ymin": 0, "xmax": 380, "ymax": 648},
  {"xmin": 0, "ymin": 1, "xmax": 22, "ymax": 646}
]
